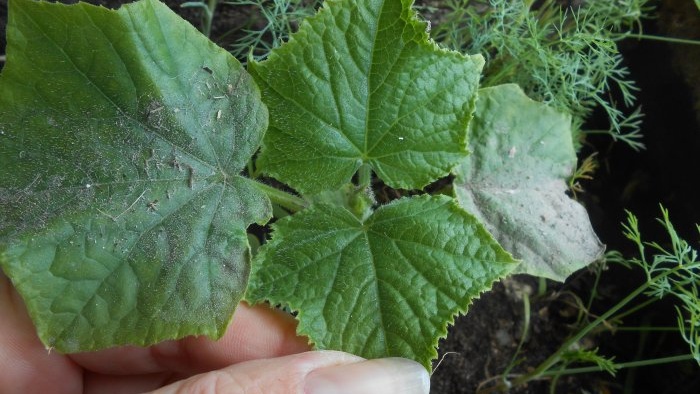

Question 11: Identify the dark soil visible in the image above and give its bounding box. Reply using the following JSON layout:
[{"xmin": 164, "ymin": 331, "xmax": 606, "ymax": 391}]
[
  {"xmin": 1, "ymin": 1, "xmax": 699, "ymax": 393},
  {"xmin": 430, "ymin": 275, "xmax": 610, "ymax": 394}
]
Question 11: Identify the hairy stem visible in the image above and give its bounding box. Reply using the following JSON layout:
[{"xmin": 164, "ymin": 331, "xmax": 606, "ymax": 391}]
[
  {"xmin": 252, "ymin": 181, "xmax": 307, "ymax": 213},
  {"xmin": 357, "ymin": 163, "xmax": 372, "ymax": 189}
]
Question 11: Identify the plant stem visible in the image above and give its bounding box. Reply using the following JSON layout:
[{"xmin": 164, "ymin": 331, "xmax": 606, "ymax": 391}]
[
  {"xmin": 203, "ymin": 0, "xmax": 219, "ymax": 37},
  {"xmin": 623, "ymin": 33, "xmax": 700, "ymax": 46},
  {"xmin": 539, "ymin": 354, "xmax": 695, "ymax": 377},
  {"xmin": 252, "ymin": 181, "xmax": 307, "ymax": 213},
  {"xmin": 582, "ymin": 264, "xmax": 605, "ymax": 325},
  {"xmin": 503, "ymin": 294, "xmax": 531, "ymax": 376},
  {"xmin": 614, "ymin": 326, "xmax": 680, "ymax": 332},
  {"xmin": 182, "ymin": 0, "xmax": 219, "ymax": 37},
  {"xmin": 357, "ymin": 163, "xmax": 372, "ymax": 189},
  {"xmin": 609, "ymin": 296, "xmax": 658, "ymax": 322}
]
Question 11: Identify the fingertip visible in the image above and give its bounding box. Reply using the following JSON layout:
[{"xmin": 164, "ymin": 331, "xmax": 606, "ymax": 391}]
[
  {"xmin": 149, "ymin": 351, "xmax": 430, "ymax": 394},
  {"xmin": 150, "ymin": 351, "xmax": 361, "ymax": 394},
  {"xmin": 304, "ymin": 357, "xmax": 430, "ymax": 394}
]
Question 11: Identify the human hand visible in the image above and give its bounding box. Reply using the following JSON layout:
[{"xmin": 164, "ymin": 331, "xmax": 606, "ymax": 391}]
[{"xmin": 0, "ymin": 273, "xmax": 429, "ymax": 393}]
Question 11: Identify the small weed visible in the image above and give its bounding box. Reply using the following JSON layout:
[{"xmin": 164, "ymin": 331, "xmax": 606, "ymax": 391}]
[{"xmin": 477, "ymin": 206, "xmax": 700, "ymax": 393}]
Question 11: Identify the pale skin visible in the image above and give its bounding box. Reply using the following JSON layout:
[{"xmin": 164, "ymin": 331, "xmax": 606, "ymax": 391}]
[{"xmin": 0, "ymin": 273, "xmax": 430, "ymax": 394}]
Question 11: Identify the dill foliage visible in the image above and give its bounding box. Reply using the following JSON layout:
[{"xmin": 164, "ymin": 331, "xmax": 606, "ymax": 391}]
[
  {"xmin": 428, "ymin": 0, "xmax": 653, "ymax": 150},
  {"xmin": 227, "ymin": 0, "xmax": 322, "ymax": 62},
  {"xmin": 615, "ymin": 208, "xmax": 700, "ymax": 364}
]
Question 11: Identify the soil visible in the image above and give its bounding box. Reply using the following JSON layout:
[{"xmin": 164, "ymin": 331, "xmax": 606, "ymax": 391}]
[{"xmin": 1, "ymin": 1, "xmax": 699, "ymax": 393}]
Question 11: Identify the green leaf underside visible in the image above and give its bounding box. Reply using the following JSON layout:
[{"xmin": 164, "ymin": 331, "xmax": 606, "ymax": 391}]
[
  {"xmin": 249, "ymin": 0, "xmax": 484, "ymax": 194},
  {"xmin": 454, "ymin": 84, "xmax": 604, "ymax": 281},
  {"xmin": 246, "ymin": 195, "xmax": 517, "ymax": 369},
  {"xmin": 0, "ymin": 0, "xmax": 270, "ymax": 352}
]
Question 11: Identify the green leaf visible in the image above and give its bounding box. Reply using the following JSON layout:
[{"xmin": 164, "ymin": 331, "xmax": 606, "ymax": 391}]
[
  {"xmin": 454, "ymin": 84, "xmax": 604, "ymax": 281},
  {"xmin": 249, "ymin": 0, "xmax": 484, "ymax": 194},
  {"xmin": 246, "ymin": 195, "xmax": 517, "ymax": 369},
  {"xmin": 0, "ymin": 0, "xmax": 270, "ymax": 352}
]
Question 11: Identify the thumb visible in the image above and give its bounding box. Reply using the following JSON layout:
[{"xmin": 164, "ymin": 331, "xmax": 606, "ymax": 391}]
[{"xmin": 150, "ymin": 350, "xmax": 430, "ymax": 394}]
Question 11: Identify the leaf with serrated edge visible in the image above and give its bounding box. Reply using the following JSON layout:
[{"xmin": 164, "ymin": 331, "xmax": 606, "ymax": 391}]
[
  {"xmin": 454, "ymin": 84, "xmax": 604, "ymax": 281},
  {"xmin": 249, "ymin": 0, "xmax": 484, "ymax": 194},
  {"xmin": 246, "ymin": 195, "xmax": 517, "ymax": 369},
  {"xmin": 0, "ymin": 0, "xmax": 270, "ymax": 352}
]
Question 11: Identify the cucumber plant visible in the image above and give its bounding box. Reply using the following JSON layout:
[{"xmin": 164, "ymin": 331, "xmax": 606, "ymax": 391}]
[{"xmin": 0, "ymin": 0, "xmax": 602, "ymax": 369}]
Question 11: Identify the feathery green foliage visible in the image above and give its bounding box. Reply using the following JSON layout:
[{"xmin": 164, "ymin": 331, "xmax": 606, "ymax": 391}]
[
  {"xmin": 617, "ymin": 207, "xmax": 700, "ymax": 363},
  {"xmin": 429, "ymin": 0, "xmax": 652, "ymax": 150},
  {"xmin": 227, "ymin": 0, "xmax": 321, "ymax": 61},
  {"xmin": 181, "ymin": 0, "xmax": 321, "ymax": 61}
]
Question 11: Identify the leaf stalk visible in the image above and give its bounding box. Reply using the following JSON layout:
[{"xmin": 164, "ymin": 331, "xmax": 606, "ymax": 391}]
[
  {"xmin": 252, "ymin": 181, "xmax": 307, "ymax": 213},
  {"xmin": 357, "ymin": 163, "xmax": 372, "ymax": 189}
]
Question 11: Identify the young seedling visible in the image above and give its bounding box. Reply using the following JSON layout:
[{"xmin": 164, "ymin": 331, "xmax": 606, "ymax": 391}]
[{"xmin": 477, "ymin": 207, "xmax": 700, "ymax": 393}]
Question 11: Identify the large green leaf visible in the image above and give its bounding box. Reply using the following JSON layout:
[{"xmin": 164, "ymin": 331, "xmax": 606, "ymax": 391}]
[
  {"xmin": 246, "ymin": 195, "xmax": 517, "ymax": 369},
  {"xmin": 0, "ymin": 0, "xmax": 270, "ymax": 352},
  {"xmin": 454, "ymin": 84, "xmax": 604, "ymax": 281},
  {"xmin": 249, "ymin": 0, "xmax": 484, "ymax": 194}
]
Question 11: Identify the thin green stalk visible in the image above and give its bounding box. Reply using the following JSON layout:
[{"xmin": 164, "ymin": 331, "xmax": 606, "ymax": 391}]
[
  {"xmin": 181, "ymin": 0, "xmax": 219, "ymax": 37},
  {"xmin": 614, "ymin": 326, "xmax": 680, "ymax": 332},
  {"xmin": 624, "ymin": 33, "xmax": 700, "ymax": 46},
  {"xmin": 578, "ymin": 263, "xmax": 605, "ymax": 326},
  {"xmin": 539, "ymin": 354, "xmax": 695, "ymax": 377},
  {"xmin": 502, "ymin": 294, "xmax": 531, "ymax": 378},
  {"xmin": 203, "ymin": 0, "xmax": 219, "ymax": 37},
  {"xmin": 609, "ymin": 296, "xmax": 658, "ymax": 322},
  {"xmin": 252, "ymin": 181, "xmax": 307, "ymax": 213}
]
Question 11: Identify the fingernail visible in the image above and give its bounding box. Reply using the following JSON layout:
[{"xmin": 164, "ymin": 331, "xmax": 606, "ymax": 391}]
[{"xmin": 305, "ymin": 357, "xmax": 430, "ymax": 394}]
